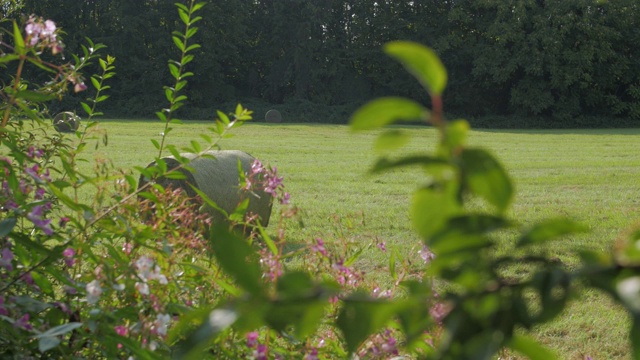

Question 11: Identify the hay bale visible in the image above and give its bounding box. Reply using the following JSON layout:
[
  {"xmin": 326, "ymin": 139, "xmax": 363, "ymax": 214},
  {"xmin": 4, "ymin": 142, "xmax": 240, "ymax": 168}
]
[
  {"xmin": 53, "ymin": 112, "xmax": 80, "ymax": 133},
  {"xmin": 265, "ymin": 109, "xmax": 282, "ymax": 123},
  {"xmin": 138, "ymin": 150, "xmax": 273, "ymax": 227}
]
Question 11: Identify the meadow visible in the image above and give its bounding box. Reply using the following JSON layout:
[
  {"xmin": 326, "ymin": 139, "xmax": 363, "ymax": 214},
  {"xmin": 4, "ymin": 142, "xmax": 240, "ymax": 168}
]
[{"xmin": 81, "ymin": 119, "xmax": 640, "ymax": 359}]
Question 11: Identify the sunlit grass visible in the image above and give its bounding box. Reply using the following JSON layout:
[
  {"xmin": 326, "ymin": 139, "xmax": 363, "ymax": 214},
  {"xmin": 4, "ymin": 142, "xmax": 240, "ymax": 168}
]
[{"xmin": 76, "ymin": 120, "xmax": 640, "ymax": 359}]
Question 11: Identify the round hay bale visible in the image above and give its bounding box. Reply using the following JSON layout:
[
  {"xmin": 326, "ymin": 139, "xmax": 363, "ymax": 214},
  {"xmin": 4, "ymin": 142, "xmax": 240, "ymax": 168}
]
[
  {"xmin": 138, "ymin": 150, "xmax": 273, "ymax": 227},
  {"xmin": 265, "ymin": 109, "xmax": 282, "ymax": 123},
  {"xmin": 53, "ymin": 112, "xmax": 80, "ymax": 133}
]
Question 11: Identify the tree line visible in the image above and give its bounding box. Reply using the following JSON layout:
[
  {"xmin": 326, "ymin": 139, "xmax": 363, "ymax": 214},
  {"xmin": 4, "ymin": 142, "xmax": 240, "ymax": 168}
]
[{"xmin": 7, "ymin": 0, "xmax": 640, "ymax": 125}]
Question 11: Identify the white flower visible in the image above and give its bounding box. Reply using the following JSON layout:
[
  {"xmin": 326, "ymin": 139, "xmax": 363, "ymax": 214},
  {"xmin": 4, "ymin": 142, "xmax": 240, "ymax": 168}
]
[
  {"xmin": 86, "ymin": 280, "xmax": 102, "ymax": 304},
  {"xmin": 135, "ymin": 256, "xmax": 154, "ymax": 280},
  {"xmin": 135, "ymin": 282, "xmax": 149, "ymax": 296},
  {"xmin": 154, "ymin": 313, "xmax": 171, "ymax": 336}
]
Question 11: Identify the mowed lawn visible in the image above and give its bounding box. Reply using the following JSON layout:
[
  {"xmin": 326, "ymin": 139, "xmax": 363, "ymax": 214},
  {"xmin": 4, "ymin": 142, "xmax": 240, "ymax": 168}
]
[{"xmin": 82, "ymin": 120, "xmax": 640, "ymax": 359}]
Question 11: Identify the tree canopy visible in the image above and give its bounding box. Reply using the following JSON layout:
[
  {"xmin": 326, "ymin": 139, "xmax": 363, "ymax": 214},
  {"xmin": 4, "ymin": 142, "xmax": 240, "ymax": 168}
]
[{"xmin": 7, "ymin": 0, "xmax": 640, "ymax": 125}]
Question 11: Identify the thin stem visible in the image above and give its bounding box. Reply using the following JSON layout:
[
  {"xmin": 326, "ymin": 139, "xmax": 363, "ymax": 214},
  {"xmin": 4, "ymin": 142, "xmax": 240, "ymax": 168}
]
[{"xmin": 1, "ymin": 57, "xmax": 25, "ymax": 128}]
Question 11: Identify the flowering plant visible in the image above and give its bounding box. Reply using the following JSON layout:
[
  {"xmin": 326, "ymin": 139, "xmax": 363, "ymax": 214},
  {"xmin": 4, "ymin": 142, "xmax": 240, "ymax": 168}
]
[{"xmin": 6, "ymin": 1, "xmax": 640, "ymax": 360}]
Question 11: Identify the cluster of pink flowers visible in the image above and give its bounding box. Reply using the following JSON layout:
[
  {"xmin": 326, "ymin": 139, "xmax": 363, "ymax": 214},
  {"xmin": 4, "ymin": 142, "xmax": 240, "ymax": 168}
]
[
  {"xmin": 245, "ymin": 159, "xmax": 290, "ymax": 205},
  {"xmin": 25, "ymin": 15, "xmax": 63, "ymax": 54}
]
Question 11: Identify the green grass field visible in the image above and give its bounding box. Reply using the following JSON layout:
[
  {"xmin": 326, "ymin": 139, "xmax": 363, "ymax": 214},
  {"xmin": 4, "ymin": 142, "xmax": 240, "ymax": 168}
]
[{"xmin": 80, "ymin": 120, "xmax": 640, "ymax": 359}]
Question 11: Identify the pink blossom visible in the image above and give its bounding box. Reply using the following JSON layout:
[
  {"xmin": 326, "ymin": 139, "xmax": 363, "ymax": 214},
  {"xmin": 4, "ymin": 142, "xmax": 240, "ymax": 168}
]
[
  {"xmin": 419, "ymin": 244, "xmax": 435, "ymax": 264},
  {"xmin": 114, "ymin": 325, "xmax": 128, "ymax": 336},
  {"xmin": 14, "ymin": 313, "xmax": 33, "ymax": 331},
  {"xmin": 246, "ymin": 331, "xmax": 259, "ymax": 348},
  {"xmin": 311, "ymin": 238, "xmax": 328, "ymax": 257},
  {"xmin": 27, "ymin": 205, "xmax": 53, "ymax": 235}
]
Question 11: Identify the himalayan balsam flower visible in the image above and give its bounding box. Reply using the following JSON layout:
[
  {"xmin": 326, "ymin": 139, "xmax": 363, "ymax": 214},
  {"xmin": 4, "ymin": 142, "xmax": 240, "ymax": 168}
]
[
  {"xmin": 27, "ymin": 205, "xmax": 54, "ymax": 235},
  {"xmin": 86, "ymin": 280, "xmax": 102, "ymax": 304},
  {"xmin": 63, "ymin": 247, "xmax": 75, "ymax": 267},
  {"xmin": 25, "ymin": 16, "xmax": 63, "ymax": 54},
  {"xmin": 419, "ymin": 244, "xmax": 435, "ymax": 264},
  {"xmin": 114, "ymin": 325, "xmax": 128, "ymax": 336},
  {"xmin": 246, "ymin": 331, "xmax": 259, "ymax": 348},
  {"xmin": 311, "ymin": 238, "xmax": 328, "ymax": 257},
  {"xmin": 14, "ymin": 313, "xmax": 33, "ymax": 331}
]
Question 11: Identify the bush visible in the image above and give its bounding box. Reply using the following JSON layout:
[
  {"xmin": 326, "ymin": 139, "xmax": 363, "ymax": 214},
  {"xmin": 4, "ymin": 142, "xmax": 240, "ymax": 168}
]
[{"xmin": 3, "ymin": 3, "xmax": 640, "ymax": 360}]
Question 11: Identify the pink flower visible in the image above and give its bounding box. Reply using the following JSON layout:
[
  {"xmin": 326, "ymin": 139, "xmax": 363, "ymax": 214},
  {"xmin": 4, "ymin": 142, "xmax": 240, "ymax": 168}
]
[
  {"xmin": 14, "ymin": 313, "xmax": 33, "ymax": 331},
  {"xmin": 311, "ymin": 238, "xmax": 328, "ymax": 257},
  {"xmin": 419, "ymin": 244, "xmax": 435, "ymax": 264},
  {"xmin": 114, "ymin": 325, "xmax": 128, "ymax": 336},
  {"xmin": 27, "ymin": 205, "xmax": 53, "ymax": 235},
  {"xmin": 246, "ymin": 331, "xmax": 259, "ymax": 348}
]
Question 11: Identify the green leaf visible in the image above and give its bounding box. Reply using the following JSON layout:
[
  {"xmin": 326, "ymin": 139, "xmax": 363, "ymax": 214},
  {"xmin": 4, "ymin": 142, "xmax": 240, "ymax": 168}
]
[
  {"xmin": 370, "ymin": 155, "xmax": 449, "ymax": 174},
  {"xmin": 80, "ymin": 102, "xmax": 92, "ymax": 116},
  {"xmin": 384, "ymin": 41, "xmax": 447, "ymax": 96},
  {"xmin": 411, "ymin": 185, "xmax": 460, "ymax": 240},
  {"xmin": 459, "ymin": 148, "xmax": 513, "ymax": 213},
  {"xmin": 374, "ymin": 129, "xmax": 411, "ymax": 153},
  {"xmin": 34, "ymin": 322, "xmax": 83, "ymax": 339},
  {"xmin": 0, "ymin": 218, "xmax": 16, "ymax": 237},
  {"xmin": 518, "ymin": 218, "xmax": 589, "ymax": 246},
  {"xmin": 38, "ymin": 336, "xmax": 60, "ymax": 353},
  {"xmin": 508, "ymin": 334, "xmax": 558, "ymax": 360},
  {"xmin": 445, "ymin": 119, "xmax": 470, "ymax": 149},
  {"xmin": 0, "ymin": 54, "xmax": 20, "ymax": 64},
  {"xmin": 350, "ymin": 97, "xmax": 426, "ymax": 131},
  {"xmin": 13, "ymin": 21, "xmax": 25, "ymax": 55},
  {"xmin": 171, "ymin": 305, "xmax": 238, "ymax": 360},
  {"xmin": 15, "ymin": 90, "xmax": 55, "ymax": 102},
  {"xmin": 337, "ymin": 295, "xmax": 399, "ymax": 353},
  {"xmin": 208, "ymin": 225, "xmax": 263, "ymax": 297}
]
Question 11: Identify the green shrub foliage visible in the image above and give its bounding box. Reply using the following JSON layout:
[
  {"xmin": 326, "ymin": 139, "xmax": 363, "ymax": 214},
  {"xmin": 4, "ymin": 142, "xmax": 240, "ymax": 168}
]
[{"xmin": 2, "ymin": 2, "xmax": 640, "ymax": 359}]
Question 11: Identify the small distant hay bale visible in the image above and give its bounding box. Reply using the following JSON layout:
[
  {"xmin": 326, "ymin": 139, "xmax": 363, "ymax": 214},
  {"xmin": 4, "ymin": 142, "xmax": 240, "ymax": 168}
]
[
  {"xmin": 265, "ymin": 109, "xmax": 282, "ymax": 123},
  {"xmin": 138, "ymin": 150, "xmax": 273, "ymax": 227},
  {"xmin": 53, "ymin": 112, "xmax": 80, "ymax": 133}
]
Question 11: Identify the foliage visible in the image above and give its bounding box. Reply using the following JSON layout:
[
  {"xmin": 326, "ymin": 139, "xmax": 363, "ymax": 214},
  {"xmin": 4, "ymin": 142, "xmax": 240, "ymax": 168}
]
[
  {"xmin": 12, "ymin": 0, "xmax": 640, "ymax": 125},
  {"xmin": 2, "ymin": 1, "xmax": 640, "ymax": 360}
]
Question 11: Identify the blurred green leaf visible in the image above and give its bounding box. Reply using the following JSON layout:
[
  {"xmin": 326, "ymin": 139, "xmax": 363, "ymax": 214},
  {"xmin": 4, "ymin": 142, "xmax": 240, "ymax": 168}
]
[
  {"xmin": 384, "ymin": 41, "xmax": 447, "ymax": 96},
  {"xmin": 370, "ymin": 155, "xmax": 449, "ymax": 174},
  {"xmin": 411, "ymin": 185, "xmax": 460, "ymax": 240},
  {"xmin": 350, "ymin": 97, "xmax": 426, "ymax": 131},
  {"xmin": 460, "ymin": 148, "xmax": 513, "ymax": 213},
  {"xmin": 445, "ymin": 119, "xmax": 470, "ymax": 149},
  {"xmin": 0, "ymin": 218, "xmax": 16, "ymax": 237},
  {"xmin": 337, "ymin": 295, "xmax": 399, "ymax": 354},
  {"xmin": 374, "ymin": 129, "xmax": 411, "ymax": 153},
  {"xmin": 518, "ymin": 218, "xmax": 589, "ymax": 246},
  {"xmin": 15, "ymin": 90, "xmax": 55, "ymax": 102},
  {"xmin": 508, "ymin": 334, "xmax": 558, "ymax": 360},
  {"xmin": 208, "ymin": 225, "xmax": 263, "ymax": 297}
]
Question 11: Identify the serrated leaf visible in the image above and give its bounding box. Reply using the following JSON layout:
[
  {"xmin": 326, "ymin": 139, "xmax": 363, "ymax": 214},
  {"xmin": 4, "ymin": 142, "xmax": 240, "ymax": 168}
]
[
  {"xmin": 384, "ymin": 41, "xmax": 447, "ymax": 96},
  {"xmin": 460, "ymin": 148, "xmax": 513, "ymax": 213},
  {"xmin": 350, "ymin": 97, "xmax": 426, "ymax": 131},
  {"xmin": 518, "ymin": 218, "xmax": 588, "ymax": 246}
]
